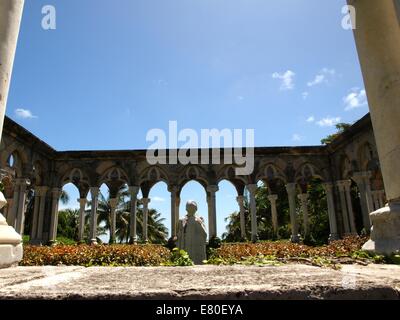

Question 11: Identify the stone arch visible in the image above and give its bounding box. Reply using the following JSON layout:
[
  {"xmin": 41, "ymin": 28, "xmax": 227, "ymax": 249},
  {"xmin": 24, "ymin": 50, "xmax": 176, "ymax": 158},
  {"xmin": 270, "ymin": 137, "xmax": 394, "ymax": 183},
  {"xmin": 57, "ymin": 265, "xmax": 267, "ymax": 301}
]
[
  {"xmin": 358, "ymin": 141, "xmax": 377, "ymax": 172},
  {"xmin": 98, "ymin": 166, "xmax": 130, "ymax": 197},
  {"xmin": 216, "ymin": 165, "xmax": 249, "ymax": 195},
  {"xmin": 139, "ymin": 166, "xmax": 170, "ymax": 197},
  {"xmin": 177, "ymin": 165, "xmax": 209, "ymax": 195},
  {"xmin": 59, "ymin": 167, "xmax": 91, "ymax": 198},
  {"xmin": 1, "ymin": 148, "xmax": 28, "ymax": 178},
  {"xmin": 256, "ymin": 163, "xmax": 287, "ymax": 194},
  {"xmin": 295, "ymin": 162, "xmax": 325, "ymax": 193}
]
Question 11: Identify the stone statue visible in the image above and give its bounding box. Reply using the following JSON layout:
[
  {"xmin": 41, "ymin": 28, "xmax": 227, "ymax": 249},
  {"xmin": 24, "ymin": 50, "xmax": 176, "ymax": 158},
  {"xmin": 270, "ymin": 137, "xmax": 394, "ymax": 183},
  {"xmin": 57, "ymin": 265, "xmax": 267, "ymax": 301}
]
[{"xmin": 177, "ymin": 200, "xmax": 207, "ymax": 264}]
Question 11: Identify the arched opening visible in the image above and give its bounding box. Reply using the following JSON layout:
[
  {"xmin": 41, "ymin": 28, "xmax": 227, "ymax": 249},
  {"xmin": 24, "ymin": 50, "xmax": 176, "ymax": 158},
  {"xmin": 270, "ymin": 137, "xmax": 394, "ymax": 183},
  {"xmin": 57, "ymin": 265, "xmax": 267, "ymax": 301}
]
[
  {"xmin": 146, "ymin": 181, "xmax": 169, "ymax": 242},
  {"xmin": 217, "ymin": 179, "xmax": 239, "ymax": 241},
  {"xmin": 56, "ymin": 182, "xmax": 81, "ymax": 244},
  {"xmin": 179, "ymin": 180, "xmax": 208, "ymax": 239}
]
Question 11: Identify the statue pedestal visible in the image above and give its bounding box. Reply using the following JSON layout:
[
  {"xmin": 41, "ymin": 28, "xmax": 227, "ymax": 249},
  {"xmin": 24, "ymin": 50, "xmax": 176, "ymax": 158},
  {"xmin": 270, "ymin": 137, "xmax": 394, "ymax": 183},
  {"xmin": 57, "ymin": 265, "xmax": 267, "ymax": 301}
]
[
  {"xmin": 0, "ymin": 193, "xmax": 23, "ymax": 268},
  {"xmin": 362, "ymin": 202, "xmax": 400, "ymax": 255}
]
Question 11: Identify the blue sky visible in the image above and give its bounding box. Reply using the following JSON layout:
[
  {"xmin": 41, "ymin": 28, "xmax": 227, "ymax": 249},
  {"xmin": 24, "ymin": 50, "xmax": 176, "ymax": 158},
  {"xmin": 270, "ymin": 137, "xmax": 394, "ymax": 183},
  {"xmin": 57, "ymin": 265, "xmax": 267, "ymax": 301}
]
[{"xmin": 7, "ymin": 0, "xmax": 369, "ymax": 239}]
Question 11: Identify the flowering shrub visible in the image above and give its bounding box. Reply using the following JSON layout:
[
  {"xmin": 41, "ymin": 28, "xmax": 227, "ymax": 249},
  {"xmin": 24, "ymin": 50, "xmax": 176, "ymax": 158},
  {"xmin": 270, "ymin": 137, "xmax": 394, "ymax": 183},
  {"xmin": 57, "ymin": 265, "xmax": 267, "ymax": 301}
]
[
  {"xmin": 205, "ymin": 236, "xmax": 385, "ymax": 267},
  {"xmin": 20, "ymin": 244, "xmax": 171, "ymax": 267},
  {"xmin": 211, "ymin": 237, "xmax": 367, "ymax": 260}
]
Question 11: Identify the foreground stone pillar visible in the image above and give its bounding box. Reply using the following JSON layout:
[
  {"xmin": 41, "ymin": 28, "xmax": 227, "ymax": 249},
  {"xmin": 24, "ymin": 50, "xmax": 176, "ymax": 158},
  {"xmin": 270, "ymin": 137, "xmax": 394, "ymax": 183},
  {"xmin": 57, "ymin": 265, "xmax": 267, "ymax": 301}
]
[
  {"xmin": 206, "ymin": 185, "xmax": 218, "ymax": 239},
  {"xmin": 247, "ymin": 184, "xmax": 258, "ymax": 242},
  {"xmin": 322, "ymin": 183, "xmax": 339, "ymax": 241},
  {"xmin": 109, "ymin": 198, "xmax": 117, "ymax": 244},
  {"xmin": 89, "ymin": 187, "xmax": 99, "ymax": 245},
  {"xmin": 349, "ymin": 0, "xmax": 400, "ymax": 254},
  {"xmin": 236, "ymin": 195, "xmax": 246, "ymax": 240},
  {"xmin": 142, "ymin": 197, "xmax": 150, "ymax": 243},
  {"xmin": 0, "ymin": 194, "xmax": 22, "ymax": 267},
  {"xmin": 77, "ymin": 198, "xmax": 86, "ymax": 242},
  {"xmin": 48, "ymin": 188, "xmax": 61, "ymax": 244},
  {"xmin": 285, "ymin": 183, "xmax": 300, "ymax": 243},
  {"xmin": 0, "ymin": 0, "xmax": 25, "ymax": 268},
  {"xmin": 267, "ymin": 194, "xmax": 279, "ymax": 238},
  {"xmin": 128, "ymin": 186, "xmax": 139, "ymax": 244}
]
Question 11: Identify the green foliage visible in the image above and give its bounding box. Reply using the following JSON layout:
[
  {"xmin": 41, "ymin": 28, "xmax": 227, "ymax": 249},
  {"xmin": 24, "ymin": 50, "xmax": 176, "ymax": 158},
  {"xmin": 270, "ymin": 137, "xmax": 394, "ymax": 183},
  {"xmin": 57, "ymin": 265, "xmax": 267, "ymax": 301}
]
[
  {"xmin": 321, "ymin": 123, "xmax": 352, "ymax": 145},
  {"xmin": 162, "ymin": 248, "xmax": 194, "ymax": 266},
  {"xmin": 223, "ymin": 179, "xmax": 329, "ymax": 245},
  {"xmin": 206, "ymin": 236, "xmax": 373, "ymax": 268},
  {"xmin": 56, "ymin": 236, "xmax": 77, "ymax": 245},
  {"xmin": 57, "ymin": 209, "xmax": 79, "ymax": 241},
  {"xmin": 85, "ymin": 185, "xmax": 168, "ymax": 244},
  {"xmin": 20, "ymin": 244, "xmax": 171, "ymax": 267}
]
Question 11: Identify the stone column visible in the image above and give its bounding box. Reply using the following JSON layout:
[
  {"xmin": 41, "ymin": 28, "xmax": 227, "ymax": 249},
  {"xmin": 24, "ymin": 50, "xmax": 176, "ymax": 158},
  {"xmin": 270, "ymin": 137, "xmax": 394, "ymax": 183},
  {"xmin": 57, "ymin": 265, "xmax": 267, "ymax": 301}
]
[
  {"xmin": 142, "ymin": 197, "xmax": 150, "ymax": 243},
  {"xmin": 109, "ymin": 198, "xmax": 117, "ymax": 244},
  {"xmin": 7, "ymin": 181, "xmax": 20, "ymax": 228},
  {"xmin": 352, "ymin": 171, "xmax": 372, "ymax": 231},
  {"xmin": 348, "ymin": 0, "xmax": 400, "ymax": 254},
  {"xmin": 168, "ymin": 185, "xmax": 178, "ymax": 237},
  {"xmin": 343, "ymin": 180, "xmax": 357, "ymax": 235},
  {"xmin": 128, "ymin": 186, "xmax": 139, "ymax": 244},
  {"xmin": 298, "ymin": 193, "xmax": 309, "ymax": 237},
  {"xmin": 30, "ymin": 186, "xmax": 41, "ymax": 240},
  {"xmin": 267, "ymin": 194, "xmax": 279, "ymax": 238},
  {"xmin": 36, "ymin": 186, "xmax": 48, "ymax": 242},
  {"xmin": 48, "ymin": 188, "xmax": 61, "ymax": 244},
  {"xmin": 89, "ymin": 187, "xmax": 99, "ymax": 245},
  {"xmin": 175, "ymin": 196, "xmax": 180, "ymax": 229},
  {"xmin": 322, "ymin": 183, "xmax": 339, "ymax": 241},
  {"xmin": 77, "ymin": 198, "xmax": 86, "ymax": 242},
  {"xmin": 336, "ymin": 181, "xmax": 350, "ymax": 235},
  {"xmin": 206, "ymin": 185, "xmax": 219, "ymax": 239},
  {"xmin": 0, "ymin": 0, "xmax": 25, "ymax": 268},
  {"xmin": 14, "ymin": 178, "xmax": 29, "ymax": 235},
  {"xmin": 247, "ymin": 184, "xmax": 258, "ymax": 242},
  {"xmin": 236, "ymin": 195, "xmax": 246, "ymax": 240},
  {"xmin": 285, "ymin": 183, "xmax": 300, "ymax": 243}
]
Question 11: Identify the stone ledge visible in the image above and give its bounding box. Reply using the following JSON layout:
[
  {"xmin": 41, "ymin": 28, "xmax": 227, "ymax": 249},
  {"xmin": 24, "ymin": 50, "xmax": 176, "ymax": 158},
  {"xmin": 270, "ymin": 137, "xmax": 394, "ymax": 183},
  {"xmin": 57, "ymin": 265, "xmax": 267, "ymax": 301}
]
[{"xmin": 0, "ymin": 264, "xmax": 399, "ymax": 300}]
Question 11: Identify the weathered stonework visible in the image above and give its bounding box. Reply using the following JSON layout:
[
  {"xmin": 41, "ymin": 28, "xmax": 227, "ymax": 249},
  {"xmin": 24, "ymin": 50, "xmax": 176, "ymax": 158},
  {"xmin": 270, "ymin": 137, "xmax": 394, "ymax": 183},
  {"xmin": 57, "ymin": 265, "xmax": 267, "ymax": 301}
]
[{"xmin": 0, "ymin": 113, "xmax": 385, "ymax": 246}]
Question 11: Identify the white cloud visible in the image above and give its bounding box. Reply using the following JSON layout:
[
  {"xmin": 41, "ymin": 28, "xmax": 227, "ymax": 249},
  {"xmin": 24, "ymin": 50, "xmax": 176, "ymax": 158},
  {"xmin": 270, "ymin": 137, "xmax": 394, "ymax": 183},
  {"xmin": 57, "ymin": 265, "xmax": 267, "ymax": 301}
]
[
  {"xmin": 317, "ymin": 116, "xmax": 341, "ymax": 127},
  {"xmin": 306, "ymin": 116, "xmax": 315, "ymax": 123},
  {"xmin": 272, "ymin": 70, "xmax": 295, "ymax": 90},
  {"xmin": 307, "ymin": 68, "xmax": 336, "ymax": 87},
  {"xmin": 15, "ymin": 108, "xmax": 37, "ymax": 119},
  {"xmin": 152, "ymin": 196, "xmax": 165, "ymax": 202},
  {"xmin": 292, "ymin": 133, "xmax": 302, "ymax": 142},
  {"xmin": 344, "ymin": 87, "xmax": 368, "ymax": 111},
  {"xmin": 302, "ymin": 92, "xmax": 309, "ymax": 99},
  {"xmin": 237, "ymin": 95, "xmax": 244, "ymax": 101}
]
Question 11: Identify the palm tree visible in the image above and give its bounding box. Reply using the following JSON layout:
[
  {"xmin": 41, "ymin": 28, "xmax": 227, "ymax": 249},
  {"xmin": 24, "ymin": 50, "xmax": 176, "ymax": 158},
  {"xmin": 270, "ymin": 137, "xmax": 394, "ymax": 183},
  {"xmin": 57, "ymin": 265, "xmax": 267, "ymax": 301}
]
[{"xmin": 85, "ymin": 186, "xmax": 169, "ymax": 244}]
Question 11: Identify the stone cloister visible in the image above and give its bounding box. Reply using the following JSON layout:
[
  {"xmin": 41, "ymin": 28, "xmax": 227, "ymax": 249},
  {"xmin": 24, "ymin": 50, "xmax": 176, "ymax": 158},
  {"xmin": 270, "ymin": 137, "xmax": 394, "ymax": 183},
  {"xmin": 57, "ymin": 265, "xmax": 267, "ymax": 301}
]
[
  {"xmin": 0, "ymin": 113, "xmax": 385, "ymax": 245},
  {"xmin": 0, "ymin": 0, "xmax": 400, "ymax": 268}
]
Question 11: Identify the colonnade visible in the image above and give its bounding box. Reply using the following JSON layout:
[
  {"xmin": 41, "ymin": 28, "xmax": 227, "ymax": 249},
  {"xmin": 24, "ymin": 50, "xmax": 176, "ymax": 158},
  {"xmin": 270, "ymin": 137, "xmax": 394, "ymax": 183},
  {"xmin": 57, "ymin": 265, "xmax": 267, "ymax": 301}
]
[{"xmin": 0, "ymin": 170, "xmax": 387, "ymax": 245}]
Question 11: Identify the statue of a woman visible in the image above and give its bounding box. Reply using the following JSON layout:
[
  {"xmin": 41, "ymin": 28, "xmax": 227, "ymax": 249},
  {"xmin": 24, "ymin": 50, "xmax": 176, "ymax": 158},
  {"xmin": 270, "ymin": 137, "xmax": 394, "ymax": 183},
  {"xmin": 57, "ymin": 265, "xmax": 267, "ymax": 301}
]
[{"xmin": 177, "ymin": 200, "xmax": 207, "ymax": 264}]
